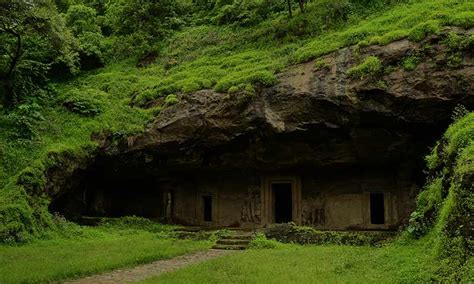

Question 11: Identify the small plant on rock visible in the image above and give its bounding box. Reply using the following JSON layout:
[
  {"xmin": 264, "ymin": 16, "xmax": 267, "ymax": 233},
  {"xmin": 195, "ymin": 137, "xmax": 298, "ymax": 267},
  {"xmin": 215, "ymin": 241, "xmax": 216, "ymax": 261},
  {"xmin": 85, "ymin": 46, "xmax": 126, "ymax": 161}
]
[
  {"xmin": 314, "ymin": 59, "xmax": 330, "ymax": 71},
  {"xmin": 402, "ymin": 55, "xmax": 421, "ymax": 71},
  {"xmin": 347, "ymin": 56, "xmax": 383, "ymax": 80},
  {"xmin": 164, "ymin": 94, "xmax": 179, "ymax": 105}
]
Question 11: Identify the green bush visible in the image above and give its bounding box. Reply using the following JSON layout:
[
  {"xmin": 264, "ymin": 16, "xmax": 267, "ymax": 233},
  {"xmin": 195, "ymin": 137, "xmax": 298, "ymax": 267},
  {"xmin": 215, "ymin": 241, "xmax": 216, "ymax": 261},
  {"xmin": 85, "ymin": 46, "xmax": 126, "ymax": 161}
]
[
  {"xmin": 0, "ymin": 185, "xmax": 36, "ymax": 244},
  {"xmin": 407, "ymin": 111, "xmax": 474, "ymax": 281},
  {"xmin": 165, "ymin": 94, "xmax": 179, "ymax": 105},
  {"xmin": 314, "ymin": 59, "xmax": 330, "ymax": 71},
  {"xmin": 249, "ymin": 233, "xmax": 281, "ymax": 249},
  {"xmin": 264, "ymin": 223, "xmax": 394, "ymax": 246},
  {"xmin": 62, "ymin": 89, "xmax": 104, "ymax": 116},
  {"xmin": 5, "ymin": 103, "xmax": 45, "ymax": 139},
  {"xmin": 407, "ymin": 178, "xmax": 443, "ymax": 237},
  {"xmin": 347, "ymin": 56, "xmax": 383, "ymax": 80},
  {"xmin": 214, "ymin": 69, "xmax": 277, "ymax": 92},
  {"xmin": 447, "ymin": 11, "xmax": 474, "ymax": 29},
  {"xmin": 402, "ymin": 55, "xmax": 421, "ymax": 71},
  {"xmin": 408, "ymin": 20, "xmax": 441, "ymax": 42},
  {"xmin": 99, "ymin": 216, "xmax": 177, "ymax": 235}
]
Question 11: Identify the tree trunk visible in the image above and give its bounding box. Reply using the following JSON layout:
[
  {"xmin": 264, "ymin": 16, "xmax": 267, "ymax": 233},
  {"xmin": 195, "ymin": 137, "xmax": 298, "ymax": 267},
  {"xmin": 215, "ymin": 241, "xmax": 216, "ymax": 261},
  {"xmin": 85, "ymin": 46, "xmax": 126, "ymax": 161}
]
[
  {"xmin": 5, "ymin": 29, "xmax": 21, "ymax": 79},
  {"xmin": 287, "ymin": 0, "xmax": 292, "ymax": 17},
  {"xmin": 299, "ymin": 0, "xmax": 305, "ymax": 13},
  {"xmin": 1, "ymin": 28, "xmax": 21, "ymax": 107},
  {"xmin": 0, "ymin": 80, "xmax": 14, "ymax": 108}
]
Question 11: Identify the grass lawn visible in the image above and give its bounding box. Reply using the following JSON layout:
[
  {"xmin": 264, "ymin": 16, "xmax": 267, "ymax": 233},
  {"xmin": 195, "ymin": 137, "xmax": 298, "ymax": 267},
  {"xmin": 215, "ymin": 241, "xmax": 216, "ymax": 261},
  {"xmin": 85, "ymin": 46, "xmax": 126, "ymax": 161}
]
[
  {"xmin": 0, "ymin": 227, "xmax": 211, "ymax": 283},
  {"xmin": 144, "ymin": 239, "xmax": 437, "ymax": 283}
]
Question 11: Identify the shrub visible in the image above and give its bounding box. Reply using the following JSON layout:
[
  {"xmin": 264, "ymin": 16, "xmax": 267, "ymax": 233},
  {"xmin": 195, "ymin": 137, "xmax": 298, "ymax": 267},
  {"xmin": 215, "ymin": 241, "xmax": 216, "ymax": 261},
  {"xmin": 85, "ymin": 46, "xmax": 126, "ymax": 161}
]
[
  {"xmin": 214, "ymin": 70, "xmax": 277, "ymax": 93},
  {"xmin": 181, "ymin": 81, "xmax": 201, "ymax": 94},
  {"xmin": 0, "ymin": 185, "xmax": 35, "ymax": 244},
  {"xmin": 402, "ymin": 55, "xmax": 421, "ymax": 71},
  {"xmin": 347, "ymin": 56, "xmax": 383, "ymax": 80},
  {"xmin": 5, "ymin": 103, "xmax": 45, "ymax": 139},
  {"xmin": 264, "ymin": 223, "xmax": 394, "ymax": 246},
  {"xmin": 407, "ymin": 178, "xmax": 443, "ymax": 237},
  {"xmin": 314, "ymin": 59, "xmax": 330, "ymax": 71},
  {"xmin": 408, "ymin": 20, "xmax": 441, "ymax": 42},
  {"xmin": 407, "ymin": 111, "xmax": 473, "ymax": 281},
  {"xmin": 165, "ymin": 94, "xmax": 179, "ymax": 105},
  {"xmin": 441, "ymin": 33, "xmax": 474, "ymax": 69},
  {"xmin": 99, "ymin": 216, "xmax": 176, "ymax": 235},
  {"xmin": 447, "ymin": 11, "xmax": 474, "ymax": 29},
  {"xmin": 249, "ymin": 233, "xmax": 280, "ymax": 249},
  {"xmin": 451, "ymin": 105, "xmax": 469, "ymax": 122},
  {"xmin": 62, "ymin": 89, "xmax": 104, "ymax": 116},
  {"xmin": 446, "ymin": 53, "xmax": 463, "ymax": 68}
]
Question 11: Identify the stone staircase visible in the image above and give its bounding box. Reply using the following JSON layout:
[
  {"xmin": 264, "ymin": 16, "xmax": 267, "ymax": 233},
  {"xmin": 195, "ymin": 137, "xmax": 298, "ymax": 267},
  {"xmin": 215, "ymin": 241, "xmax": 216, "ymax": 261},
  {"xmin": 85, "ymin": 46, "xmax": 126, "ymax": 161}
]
[{"xmin": 212, "ymin": 231, "xmax": 253, "ymax": 250}]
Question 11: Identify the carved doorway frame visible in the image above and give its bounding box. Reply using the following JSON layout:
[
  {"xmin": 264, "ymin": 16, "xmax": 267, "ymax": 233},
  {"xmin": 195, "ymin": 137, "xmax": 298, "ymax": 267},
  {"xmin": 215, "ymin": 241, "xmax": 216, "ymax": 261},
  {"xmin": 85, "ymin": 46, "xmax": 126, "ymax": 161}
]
[{"xmin": 261, "ymin": 176, "xmax": 302, "ymax": 226}]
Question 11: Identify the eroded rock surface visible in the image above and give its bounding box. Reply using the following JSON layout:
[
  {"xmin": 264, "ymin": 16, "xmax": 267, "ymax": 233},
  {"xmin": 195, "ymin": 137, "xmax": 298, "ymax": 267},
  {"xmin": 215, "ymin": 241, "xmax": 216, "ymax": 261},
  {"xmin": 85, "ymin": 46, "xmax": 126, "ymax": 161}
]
[
  {"xmin": 49, "ymin": 29, "xmax": 473, "ymax": 229},
  {"xmin": 106, "ymin": 29, "xmax": 473, "ymax": 172}
]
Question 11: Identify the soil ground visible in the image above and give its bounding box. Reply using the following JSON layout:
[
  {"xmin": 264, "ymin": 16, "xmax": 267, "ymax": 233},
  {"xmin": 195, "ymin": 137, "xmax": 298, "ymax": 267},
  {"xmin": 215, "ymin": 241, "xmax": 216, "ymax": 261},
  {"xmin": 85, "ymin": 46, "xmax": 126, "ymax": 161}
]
[{"xmin": 65, "ymin": 249, "xmax": 235, "ymax": 283}]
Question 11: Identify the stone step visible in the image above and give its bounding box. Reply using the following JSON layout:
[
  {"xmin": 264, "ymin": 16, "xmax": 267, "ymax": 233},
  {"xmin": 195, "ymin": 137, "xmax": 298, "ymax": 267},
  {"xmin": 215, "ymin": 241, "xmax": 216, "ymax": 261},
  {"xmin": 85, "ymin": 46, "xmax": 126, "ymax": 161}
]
[
  {"xmin": 216, "ymin": 239, "xmax": 251, "ymax": 245},
  {"xmin": 212, "ymin": 244, "xmax": 248, "ymax": 250},
  {"xmin": 221, "ymin": 234, "xmax": 253, "ymax": 240}
]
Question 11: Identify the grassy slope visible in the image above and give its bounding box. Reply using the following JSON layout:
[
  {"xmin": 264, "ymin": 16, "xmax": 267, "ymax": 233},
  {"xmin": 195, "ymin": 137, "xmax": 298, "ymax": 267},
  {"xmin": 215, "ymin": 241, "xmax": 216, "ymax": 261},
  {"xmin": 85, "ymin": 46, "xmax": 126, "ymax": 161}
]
[
  {"xmin": 144, "ymin": 239, "xmax": 436, "ymax": 283},
  {"xmin": 0, "ymin": 226, "xmax": 210, "ymax": 283},
  {"xmin": 1, "ymin": 0, "xmax": 473, "ymax": 189}
]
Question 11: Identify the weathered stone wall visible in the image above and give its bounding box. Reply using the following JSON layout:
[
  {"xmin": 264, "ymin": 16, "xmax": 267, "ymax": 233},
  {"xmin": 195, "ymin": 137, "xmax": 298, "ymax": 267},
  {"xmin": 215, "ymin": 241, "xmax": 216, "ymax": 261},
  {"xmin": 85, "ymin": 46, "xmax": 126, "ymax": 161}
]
[
  {"xmin": 166, "ymin": 169, "xmax": 415, "ymax": 230},
  {"xmin": 300, "ymin": 170, "xmax": 416, "ymax": 230},
  {"xmin": 171, "ymin": 172, "xmax": 262, "ymax": 228}
]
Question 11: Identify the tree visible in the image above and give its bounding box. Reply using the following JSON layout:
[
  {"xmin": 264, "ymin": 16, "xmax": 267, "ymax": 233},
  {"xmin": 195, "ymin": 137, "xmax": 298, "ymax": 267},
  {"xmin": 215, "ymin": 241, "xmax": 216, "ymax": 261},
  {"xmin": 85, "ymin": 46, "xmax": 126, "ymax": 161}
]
[
  {"xmin": 286, "ymin": 0, "xmax": 292, "ymax": 17},
  {"xmin": 298, "ymin": 0, "xmax": 305, "ymax": 13},
  {"xmin": 102, "ymin": 0, "xmax": 189, "ymax": 59},
  {"xmin": 286, "ymin": 0, "xmax": 306, "ymax": 17},
  {"xmin": 0, "ymin": 0, "xmax": 77, "ymax": 107},
  {"xmin": 65, "ymin": 4, "xmax": 104, "ymax": 70}
]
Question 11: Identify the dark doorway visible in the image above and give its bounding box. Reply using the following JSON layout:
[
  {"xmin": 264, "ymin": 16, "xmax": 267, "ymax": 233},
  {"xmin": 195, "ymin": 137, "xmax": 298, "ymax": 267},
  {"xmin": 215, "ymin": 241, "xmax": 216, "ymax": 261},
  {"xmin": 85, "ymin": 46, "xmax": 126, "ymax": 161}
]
[
  {"xmin": 370, "ymin": 193, "xmax": 385, "ymax": 224},
  {"xmin": 203, "ymin": 196, "xmax": 213, "ymax": 222},
  {"xmin": 272, "ymin": 183, "xmax": 293, "ymax": 223}
]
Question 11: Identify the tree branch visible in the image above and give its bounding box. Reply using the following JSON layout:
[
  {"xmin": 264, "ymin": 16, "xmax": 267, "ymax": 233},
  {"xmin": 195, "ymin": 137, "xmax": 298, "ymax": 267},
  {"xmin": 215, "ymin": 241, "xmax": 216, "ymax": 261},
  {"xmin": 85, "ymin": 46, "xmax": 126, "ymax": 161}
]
[{"xmin": 2, "ymin": 27, "xmax": 21, "ymax": 79}]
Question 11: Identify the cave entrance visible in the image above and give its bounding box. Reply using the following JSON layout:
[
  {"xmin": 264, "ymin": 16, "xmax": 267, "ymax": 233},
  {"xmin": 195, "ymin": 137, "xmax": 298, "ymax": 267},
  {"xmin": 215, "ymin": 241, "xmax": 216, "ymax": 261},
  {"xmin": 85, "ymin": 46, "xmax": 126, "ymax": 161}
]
[
  {"xmin": 272, "ymin": 182, "xmax": 293, "ymax": 223},
  {"xmin": 202, "ymin": 195, "xmax": 213, "ymax": 222},
  {"xmin": 370, "ymin": 193, "xmax": 385, "ymax": 224},
  {"xmin": 48, "ymin": 155, "xmax": 173, "ymax": 222}
]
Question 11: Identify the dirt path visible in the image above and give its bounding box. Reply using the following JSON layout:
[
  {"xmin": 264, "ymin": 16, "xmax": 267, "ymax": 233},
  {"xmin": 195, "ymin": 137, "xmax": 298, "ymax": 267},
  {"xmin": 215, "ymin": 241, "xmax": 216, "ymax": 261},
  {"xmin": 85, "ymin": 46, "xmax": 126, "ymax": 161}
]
[{"xmin": 65, "ymin": 249, "xmax": 235, "ymax": 284}]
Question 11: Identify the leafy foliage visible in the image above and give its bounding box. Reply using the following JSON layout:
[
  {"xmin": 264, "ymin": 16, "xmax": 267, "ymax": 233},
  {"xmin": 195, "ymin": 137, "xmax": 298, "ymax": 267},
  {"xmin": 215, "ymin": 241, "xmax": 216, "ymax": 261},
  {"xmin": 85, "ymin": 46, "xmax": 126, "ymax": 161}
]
[
  {"xmin": 61, "ymin": 88, "xmax": 103, "ymax": 116},
  {"xmin": 65, "ymin": 4, "xmax": 105, "ymax": 70},
  {"xmin": 264, "ymin": 223, "xmax": 393, "ymax": 246},
  {"xmin": 4, "ymin": 103, "xmax": 45, "ymax": 139},
  {"xmin": 248, "ymin": 233, "xmax": 281, "ymax": 249},
  {"xmin": 0, "ymin": 0, "xmax": 78, "ymax": 107},
  {"xmin": 407, "ymin": 111, "xmax": 474, "ymax": 282},
  {"xmin": 401, "ymin": 55, "xmax": 421, "ymax": 71}
]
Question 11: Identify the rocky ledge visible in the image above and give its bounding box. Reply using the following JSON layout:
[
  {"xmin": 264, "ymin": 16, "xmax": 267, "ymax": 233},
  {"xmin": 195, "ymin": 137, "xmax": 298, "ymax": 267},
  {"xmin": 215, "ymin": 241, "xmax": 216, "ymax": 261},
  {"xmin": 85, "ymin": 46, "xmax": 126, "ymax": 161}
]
[{"xmin": 47, "ymin": 28, "xmax": 473, "ymax": 201}]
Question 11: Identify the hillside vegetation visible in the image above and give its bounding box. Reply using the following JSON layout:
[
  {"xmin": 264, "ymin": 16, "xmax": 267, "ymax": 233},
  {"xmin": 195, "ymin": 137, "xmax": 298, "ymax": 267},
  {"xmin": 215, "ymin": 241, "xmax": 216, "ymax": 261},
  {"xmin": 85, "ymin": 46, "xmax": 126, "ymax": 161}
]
[{"xmin": 0, "ymin": 0, "xmax": 473, "ymax": 282}]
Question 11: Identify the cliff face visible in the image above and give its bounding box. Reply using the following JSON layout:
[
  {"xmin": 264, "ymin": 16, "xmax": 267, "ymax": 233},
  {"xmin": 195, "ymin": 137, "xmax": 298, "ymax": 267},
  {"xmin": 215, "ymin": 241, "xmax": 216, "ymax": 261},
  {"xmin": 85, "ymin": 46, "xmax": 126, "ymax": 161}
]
[
  {"xmin": 47, "ymin": 29, "xmax": 473, "ymax": 222},
  {"xmin": 97, "ymin": 29, "xmax": 473, "ymax": 173}
]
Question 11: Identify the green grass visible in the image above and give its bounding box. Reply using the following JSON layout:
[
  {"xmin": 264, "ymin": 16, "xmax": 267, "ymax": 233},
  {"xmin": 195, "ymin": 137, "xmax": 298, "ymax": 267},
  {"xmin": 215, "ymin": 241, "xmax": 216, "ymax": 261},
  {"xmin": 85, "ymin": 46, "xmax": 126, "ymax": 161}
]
[
  {"xmin": 143, "ymin": 238, "xmax": 438, "ymax": 283},
  {"xmin": 293, "ymin": 0, "xmax": 474, "ymax": 62},
  {"xmin": 0, "ymin": 226, "xmax": 210, "ymax": 283}
]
